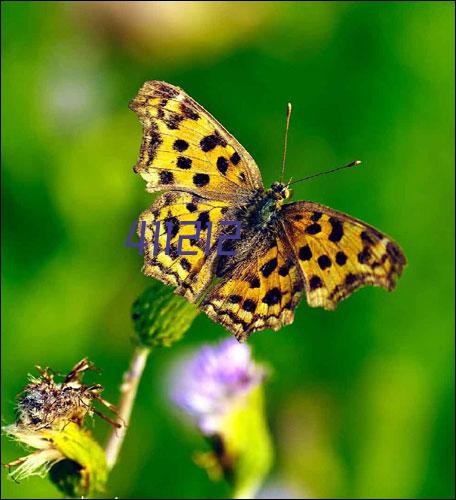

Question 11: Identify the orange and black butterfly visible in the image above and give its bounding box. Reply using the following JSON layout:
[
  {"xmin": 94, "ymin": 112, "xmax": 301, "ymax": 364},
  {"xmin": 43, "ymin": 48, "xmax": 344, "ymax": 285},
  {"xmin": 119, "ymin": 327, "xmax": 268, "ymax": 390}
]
[{"xmin": 130, "ymin": 81, "xmax": 406, "ymax": 341}]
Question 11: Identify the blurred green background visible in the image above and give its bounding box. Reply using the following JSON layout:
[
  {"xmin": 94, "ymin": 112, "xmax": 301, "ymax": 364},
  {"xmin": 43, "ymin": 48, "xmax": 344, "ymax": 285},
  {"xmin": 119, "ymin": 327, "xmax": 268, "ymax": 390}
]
[{"xmin": 1, "ymin": 1, "xmax": 454, "ymax": 498}]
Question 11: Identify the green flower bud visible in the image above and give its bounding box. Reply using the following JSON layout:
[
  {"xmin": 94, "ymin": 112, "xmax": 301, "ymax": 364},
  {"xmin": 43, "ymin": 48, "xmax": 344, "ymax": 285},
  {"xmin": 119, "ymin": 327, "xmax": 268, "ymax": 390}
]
[{"xmin": 132, "ymin": 282, "xmax": 199, "ymax": 348}]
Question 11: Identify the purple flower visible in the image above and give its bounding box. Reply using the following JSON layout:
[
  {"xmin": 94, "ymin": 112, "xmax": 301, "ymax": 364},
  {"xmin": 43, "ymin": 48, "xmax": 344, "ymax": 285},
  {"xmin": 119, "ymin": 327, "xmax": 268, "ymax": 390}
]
[{"xmin": 171, "ymin": 338, "xmax": 265, "ymax": 434}]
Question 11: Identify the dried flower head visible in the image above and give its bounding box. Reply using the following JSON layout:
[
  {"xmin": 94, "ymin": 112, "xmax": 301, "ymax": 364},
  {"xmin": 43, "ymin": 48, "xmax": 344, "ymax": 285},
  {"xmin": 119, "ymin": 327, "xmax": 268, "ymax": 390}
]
[
  {"xmin": 15, "ymin": 358, "xmax": 118, "ymax": 430},
  {"xmin": 3, "ymin": 359, "xmax": 117, "ymax": 496}
]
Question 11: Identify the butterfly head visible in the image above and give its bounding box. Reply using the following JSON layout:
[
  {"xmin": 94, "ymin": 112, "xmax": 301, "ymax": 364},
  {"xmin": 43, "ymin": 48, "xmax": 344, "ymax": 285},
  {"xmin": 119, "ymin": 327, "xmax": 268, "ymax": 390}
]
[{"xmin": 269, "ymin": 182, "xmax": 291, "ymax": 206}]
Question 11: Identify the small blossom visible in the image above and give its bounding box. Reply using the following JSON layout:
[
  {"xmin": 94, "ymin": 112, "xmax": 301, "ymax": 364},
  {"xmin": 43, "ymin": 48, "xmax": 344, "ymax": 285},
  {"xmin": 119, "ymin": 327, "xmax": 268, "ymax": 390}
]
[
  {"xmin": 170, "ymin": 339, "xmax": 273, "ymax": 498},
  {"xmin": 171, "ymin": 338, "xmax": 266, "ymax": 434}
]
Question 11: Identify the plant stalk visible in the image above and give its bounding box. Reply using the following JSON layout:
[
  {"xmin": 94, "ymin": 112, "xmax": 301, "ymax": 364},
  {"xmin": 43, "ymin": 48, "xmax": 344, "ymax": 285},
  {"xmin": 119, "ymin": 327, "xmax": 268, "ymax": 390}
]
[{"xmin": 105, "ymin": 346, "xmax": 150, "ymax": 470}]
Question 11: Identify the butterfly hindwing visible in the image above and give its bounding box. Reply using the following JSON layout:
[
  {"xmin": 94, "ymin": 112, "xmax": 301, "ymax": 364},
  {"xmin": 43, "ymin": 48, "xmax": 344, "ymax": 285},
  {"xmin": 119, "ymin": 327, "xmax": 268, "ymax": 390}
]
[
  {"xmin": 202, "ymin": 230, "xmax": 304, "ymax": 341},
  {"xmin": 130, "ymin": 81, "xmax": 263, "ymax": 202},
  {"xmin": 281, "ymin": 201, "xmax": 406, "ymax": 310},
  {"xmin": 139, "ymin": 191, "xmax": 231, "ymax": 301}
]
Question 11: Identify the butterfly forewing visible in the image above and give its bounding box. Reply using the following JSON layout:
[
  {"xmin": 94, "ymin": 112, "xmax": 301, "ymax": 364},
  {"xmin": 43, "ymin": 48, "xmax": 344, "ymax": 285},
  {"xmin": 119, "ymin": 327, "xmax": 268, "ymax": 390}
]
[
  {"xmin": 130, "ymin": 81, "xmax": 263, "ymax": 202},
  {"xmin": 281, "ymin": 201, "xmax": 406, "ymax": 310}
]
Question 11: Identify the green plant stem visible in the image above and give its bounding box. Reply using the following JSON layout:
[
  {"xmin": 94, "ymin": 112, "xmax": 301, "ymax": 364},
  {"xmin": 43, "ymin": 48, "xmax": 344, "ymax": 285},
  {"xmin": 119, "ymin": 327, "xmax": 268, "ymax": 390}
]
[{"xmin": 105, "ymin": 346, "xmax": 150, "ymax": 470}]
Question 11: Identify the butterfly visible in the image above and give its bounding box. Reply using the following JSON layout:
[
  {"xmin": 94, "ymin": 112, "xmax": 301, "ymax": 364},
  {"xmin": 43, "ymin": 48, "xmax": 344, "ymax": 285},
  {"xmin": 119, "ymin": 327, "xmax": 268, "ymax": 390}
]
[{"xmin": 129, "ymin": 81, "xmax": 406, "ymax": 341}]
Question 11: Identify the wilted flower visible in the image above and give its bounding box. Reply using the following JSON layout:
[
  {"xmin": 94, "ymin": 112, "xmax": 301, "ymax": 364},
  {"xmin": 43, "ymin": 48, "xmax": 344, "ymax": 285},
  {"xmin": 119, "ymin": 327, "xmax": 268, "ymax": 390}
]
[
  {"xmin": 14, "ymin": 358, "xmax": 118, "ymax": 430},
  {"xmin": 171, "ymin": 339, "xmax": 273, "ymax": 499},
  {"xmin": 3, "ymin": 359, "xmax": 116, "ymax": 497}
]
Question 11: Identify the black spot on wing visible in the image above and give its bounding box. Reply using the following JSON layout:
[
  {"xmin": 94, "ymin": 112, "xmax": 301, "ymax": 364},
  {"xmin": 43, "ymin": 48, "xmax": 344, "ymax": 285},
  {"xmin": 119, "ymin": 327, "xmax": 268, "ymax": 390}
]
[
  {"xmin": 299, "ymin": 244, "xmax": 312, "ymax": 261},
  {"xmin": 305, "ymin": 223, "xmax": 321, "ymax": 235},
  {"xmin": 318, "ymin": 255, "xmax": 332, "ymax": 270},
  {"xmin": 249, "ymin": 277, "xmax": 261, "ymax": 288},
  {"xmin": 199, "ymin": 131, "xmax": 227, "ymax": 152},
  {"xmin": 261, "ymin": 258, "xmax": 278, "ymax": 278},
  {"xmin": 159, "ymin": 171, "xmax": 174, "ymax": 184},
  {"xmin": 231, "ymin": 152, "xmax": 241, "ymax": 165},
  {"xmin": 163, "ymin": 112, "xmax": 183, "ymax": 130},
  {"xmin": 262, "ymin": 287, "xmax": 282, "ymax": 305},
  {"xmin": 164, "ymin": 216, "xmax": 180, "ymax": 239},
  {"xmin": 169, "ymin": 244, "xmax": 179, "ymax": 260},
  {"xmin": 328, "ymin": 217, "xmax": 344, "ymax": 242},
  {"xmin": 217, "ymin": 156, "xmax": 229, "ymax": 175},
  {"xmin": 345, "ymin": 273, "xmax": 357, "ymax": 285},
  {"xmin": 193, "ymin": 173, "xmax": 210, "ymax": 187},
  {"xmin": 309, "ymin": 275, "xmax": 323, "ymax": 290},
  {"xmin": 180, "ymin": 258, "xmax": 191, "ymax": 271},
  {"xmin": 279, "ymin": 260, "xmax": 293, "ymax": 277},
  {"xmin": 173, "ymin": 139, "xmax": 189, "ymax": 152},
  {"xmin": 335, "ymin": 251, "xmax": 347, "ymax": 266},
  {"xmin": 177, "ymin": 156, "xmax": 192, "ymax": 169},
  {"xmin": 196, "ymin": 211, "xmax": 210, "ymax": 231},
  {"xmin": 357, "ymin": 247, "xmax": 371, "ymax": 264},
  {"xmin": 243, "ymin": 299, "xmax": 257, "ymax": 312},
  {"xmin": 200, "ymin": 135, "xmax": 218, "ymax": 152},
  {"xmin": 361, "ymin": 231, "xmax": 375, "ymax": 245}
]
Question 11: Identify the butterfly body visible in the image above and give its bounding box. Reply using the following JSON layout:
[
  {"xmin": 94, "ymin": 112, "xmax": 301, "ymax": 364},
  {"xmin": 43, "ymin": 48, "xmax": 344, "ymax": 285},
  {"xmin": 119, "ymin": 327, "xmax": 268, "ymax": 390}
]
[
  {"xmin": 130, "ymin": 81, "xmax": 406, "ymax": 341},
  {"xmin": 245, "ymin": 183, "xmax": 290, "ymax": 229},
  {"xmin": 225, "ymin": 188, "xmax": 279, "ymax": 241}
]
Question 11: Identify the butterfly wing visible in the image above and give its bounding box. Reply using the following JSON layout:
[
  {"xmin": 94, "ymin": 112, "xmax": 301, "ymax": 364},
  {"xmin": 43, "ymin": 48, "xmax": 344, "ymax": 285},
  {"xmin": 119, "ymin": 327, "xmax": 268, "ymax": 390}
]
[
  {"xmin": 281, "ymin": 201, "xmax": 406, "ymax": 310},
  {"xmin": 139, "ymin": 191, "xmax": 231, "ymax": 302},
  {"xmin": 201, "ymin": 228, "xmax": 304, "ymax": 341},
  {"xmin": 130, "ymin": 81, "xmax": 263, "ymax": 202}
]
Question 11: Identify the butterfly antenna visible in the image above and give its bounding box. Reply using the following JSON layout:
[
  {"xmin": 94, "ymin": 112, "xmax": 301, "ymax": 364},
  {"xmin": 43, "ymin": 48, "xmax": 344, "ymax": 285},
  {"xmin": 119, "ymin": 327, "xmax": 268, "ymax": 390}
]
[
  {"xmin": 280, "ymin": 103, "xmax": 292, "ymax": 183},
  {"xmin": 289, "ymin": 160, "xmax": 362, "ymax": 186}
]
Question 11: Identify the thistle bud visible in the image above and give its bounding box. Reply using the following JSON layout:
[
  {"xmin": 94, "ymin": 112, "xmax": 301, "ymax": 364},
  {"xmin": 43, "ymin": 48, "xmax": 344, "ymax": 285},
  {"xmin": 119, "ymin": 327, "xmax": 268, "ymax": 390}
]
[{"xmin": 132, "ymin": 281, "xmax": 199, "ymax": 348}]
